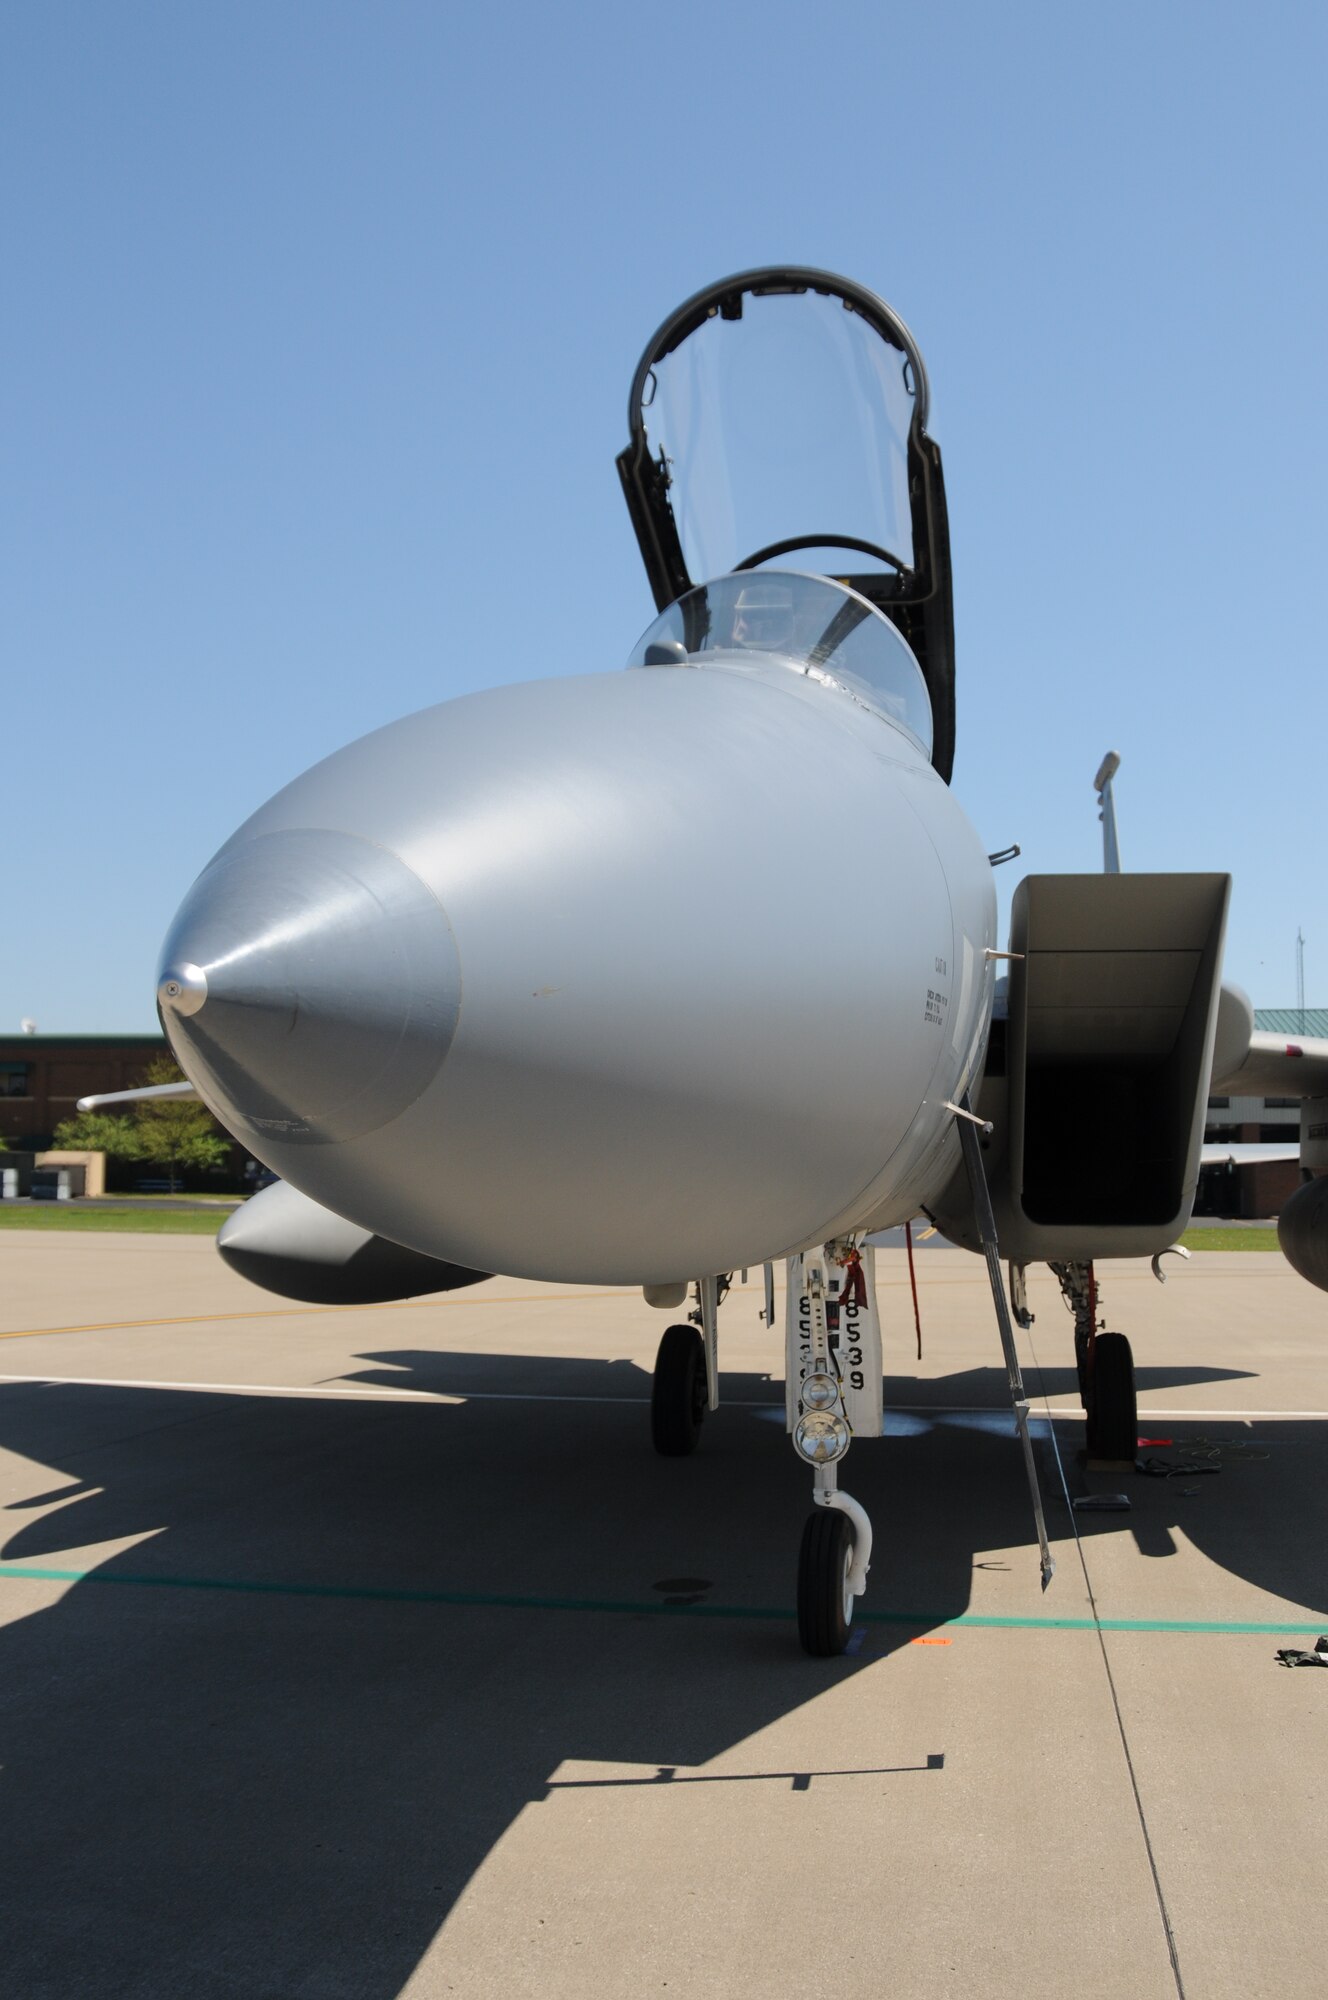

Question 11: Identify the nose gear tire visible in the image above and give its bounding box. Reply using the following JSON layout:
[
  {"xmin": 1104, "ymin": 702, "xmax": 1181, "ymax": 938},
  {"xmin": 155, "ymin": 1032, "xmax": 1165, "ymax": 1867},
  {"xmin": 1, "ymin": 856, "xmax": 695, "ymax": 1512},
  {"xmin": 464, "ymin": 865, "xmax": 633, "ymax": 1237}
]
[{"xmin": 797, "ymin": 1506, "xmax": 855, "ymax": 1656}]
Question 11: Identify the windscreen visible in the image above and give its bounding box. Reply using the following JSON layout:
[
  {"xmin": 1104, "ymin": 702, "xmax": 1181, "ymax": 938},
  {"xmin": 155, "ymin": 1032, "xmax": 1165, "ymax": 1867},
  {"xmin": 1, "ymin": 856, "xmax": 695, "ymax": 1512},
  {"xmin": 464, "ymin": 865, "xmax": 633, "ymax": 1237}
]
[
  {"xmin": 627, "ymin": 571, "xmax": 933, "ymax": 754},
  {"xmin": 640, "ymin": 290, "xmax": 916, "ymax": 583}
]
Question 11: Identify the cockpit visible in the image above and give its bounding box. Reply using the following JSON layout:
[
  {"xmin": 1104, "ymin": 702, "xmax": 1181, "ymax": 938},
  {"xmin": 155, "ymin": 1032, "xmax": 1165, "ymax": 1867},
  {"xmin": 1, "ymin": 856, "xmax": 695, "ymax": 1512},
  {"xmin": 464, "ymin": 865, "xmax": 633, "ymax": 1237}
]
[
  {"xmin": 626, "ymin": 570, "xmax": 934, "ymax": 756},
  {"xmin": 617, "ymin": 267, "xmax": 956, "ymax": 779}
]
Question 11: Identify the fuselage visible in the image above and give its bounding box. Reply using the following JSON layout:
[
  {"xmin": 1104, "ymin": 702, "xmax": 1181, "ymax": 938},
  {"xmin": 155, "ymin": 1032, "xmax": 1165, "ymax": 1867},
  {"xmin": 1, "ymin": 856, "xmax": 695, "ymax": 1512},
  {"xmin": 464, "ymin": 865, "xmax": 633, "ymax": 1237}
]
[{"xmin": 158, "ymin": 642, "xmax": 996, "ymax": 1283}]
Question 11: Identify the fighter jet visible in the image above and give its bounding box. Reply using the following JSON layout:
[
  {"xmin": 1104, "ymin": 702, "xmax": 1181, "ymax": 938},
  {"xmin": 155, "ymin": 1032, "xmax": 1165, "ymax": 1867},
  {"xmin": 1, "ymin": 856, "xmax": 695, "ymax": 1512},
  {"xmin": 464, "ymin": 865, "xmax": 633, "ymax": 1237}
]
[{"xmin": 83, "ymin": 267, "xmax": 1328, "ymax": 1654}]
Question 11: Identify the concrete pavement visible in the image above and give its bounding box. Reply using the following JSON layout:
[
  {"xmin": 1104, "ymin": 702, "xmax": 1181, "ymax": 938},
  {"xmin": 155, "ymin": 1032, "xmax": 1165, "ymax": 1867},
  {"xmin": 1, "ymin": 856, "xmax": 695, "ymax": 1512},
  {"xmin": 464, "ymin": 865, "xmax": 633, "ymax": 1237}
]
[{"xmin": 0, "ymin": 1233, "xmax": 1323, "ymax": 1996}]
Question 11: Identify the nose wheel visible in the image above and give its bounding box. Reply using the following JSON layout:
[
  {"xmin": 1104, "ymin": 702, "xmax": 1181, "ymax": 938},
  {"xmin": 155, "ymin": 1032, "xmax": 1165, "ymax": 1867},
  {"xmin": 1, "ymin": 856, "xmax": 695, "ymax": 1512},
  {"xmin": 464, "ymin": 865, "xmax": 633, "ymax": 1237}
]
[{"xmin": 797, "ymin": 1506, "xmax": 855, "ymax": 1655}]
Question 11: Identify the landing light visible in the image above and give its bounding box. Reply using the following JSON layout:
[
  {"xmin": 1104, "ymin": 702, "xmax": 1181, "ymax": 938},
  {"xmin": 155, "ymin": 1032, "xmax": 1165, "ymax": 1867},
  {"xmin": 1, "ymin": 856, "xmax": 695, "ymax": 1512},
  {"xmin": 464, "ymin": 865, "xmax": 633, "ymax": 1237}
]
[{"xmin": 794, "ymin": 1412, "xmax": 850, "ymax": 1465}]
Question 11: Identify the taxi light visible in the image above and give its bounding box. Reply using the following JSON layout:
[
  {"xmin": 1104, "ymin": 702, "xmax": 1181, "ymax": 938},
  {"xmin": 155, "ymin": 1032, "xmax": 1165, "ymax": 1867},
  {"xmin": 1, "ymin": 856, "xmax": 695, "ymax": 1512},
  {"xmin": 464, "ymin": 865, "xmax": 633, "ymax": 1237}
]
[{"xmin": 801, "ymin": 1372, "xmax": 839, "ymax": 1412}]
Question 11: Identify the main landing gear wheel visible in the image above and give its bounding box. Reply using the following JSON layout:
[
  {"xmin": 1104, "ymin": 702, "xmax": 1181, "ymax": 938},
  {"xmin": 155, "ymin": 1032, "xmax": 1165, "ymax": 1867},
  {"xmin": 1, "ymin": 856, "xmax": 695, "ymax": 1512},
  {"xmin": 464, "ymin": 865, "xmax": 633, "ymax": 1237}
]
[
  {"xmin": 797, "ymin": 1507, "xmax": 855, "ymax": 1656},
  {"xmin": 651, "ymin": 1323, "xmax": 707, "ymax": 1456},
  {"xmin": 1085, "ymin": 1330, "xmax": 1137, "ymax": 1461}
]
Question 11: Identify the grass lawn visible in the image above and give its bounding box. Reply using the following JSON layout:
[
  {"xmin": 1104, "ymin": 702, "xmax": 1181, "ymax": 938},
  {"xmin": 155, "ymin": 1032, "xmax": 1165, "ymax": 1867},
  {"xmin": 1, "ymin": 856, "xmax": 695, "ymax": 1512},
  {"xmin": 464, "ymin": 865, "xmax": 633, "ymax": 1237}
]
[
  {"xmin": 1178, "ymin": 1226, "xmax": 1283, "ymax": 1252},
  {"xmin": 0, "ymin": 1207, "xmax": 223, "ymax": 1235},
  {"xmin": 113, "ymin": 1191, "xmax": 239, "ymax": 1204},
  {"xmin": 0, "ymin": 1211, "xmax": 1284, "ymax": 1250}
]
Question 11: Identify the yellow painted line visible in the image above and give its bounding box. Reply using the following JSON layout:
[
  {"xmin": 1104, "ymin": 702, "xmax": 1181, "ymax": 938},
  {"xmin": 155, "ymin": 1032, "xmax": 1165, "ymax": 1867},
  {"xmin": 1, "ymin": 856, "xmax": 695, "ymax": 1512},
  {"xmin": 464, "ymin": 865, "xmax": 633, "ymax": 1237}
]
[
  {"xmin": 0, "ymin": 1278, "xmax": 1063, "ymax": 1343},
  {"xmin": 0, "ymin": 1290, "xmax": 646, "ymax": 1342},
  {"xmin": 0, "ymin": 1251, "xmax": 1288, "ymax": 1346},
  {"xmin": 0, "ymin": 1270, "xmax": 1026, "ymax": 1344}
]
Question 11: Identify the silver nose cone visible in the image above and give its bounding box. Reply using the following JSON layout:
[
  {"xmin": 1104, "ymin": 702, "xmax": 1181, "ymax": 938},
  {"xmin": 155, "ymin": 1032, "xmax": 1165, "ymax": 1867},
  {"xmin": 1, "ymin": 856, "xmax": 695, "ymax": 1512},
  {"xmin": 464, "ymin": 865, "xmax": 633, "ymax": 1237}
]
[
  {"xmin": 157, "ymin": 962, "xmax": 208, "ymax": 1016},
  {"xmin": 157, "ymin": 828, "xmax": 460, "ymax": 1147}
]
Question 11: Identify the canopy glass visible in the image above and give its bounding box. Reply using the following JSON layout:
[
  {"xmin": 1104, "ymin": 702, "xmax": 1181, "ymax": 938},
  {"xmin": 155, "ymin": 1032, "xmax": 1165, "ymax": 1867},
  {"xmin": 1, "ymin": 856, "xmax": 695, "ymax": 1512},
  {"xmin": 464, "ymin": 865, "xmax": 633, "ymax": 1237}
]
[
  {"xmin": 627, "ymin": 571, "xmax": 933, "ymax": 755},
  {"xmin": 638, "ymin": 288, "xmax": 916, "ymax": 585}
]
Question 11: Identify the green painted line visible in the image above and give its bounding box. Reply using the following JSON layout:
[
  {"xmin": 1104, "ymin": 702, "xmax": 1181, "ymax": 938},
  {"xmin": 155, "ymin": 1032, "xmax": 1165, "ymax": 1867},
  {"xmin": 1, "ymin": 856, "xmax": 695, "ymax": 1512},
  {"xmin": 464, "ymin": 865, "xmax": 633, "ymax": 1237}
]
[
  {"xmin": 0, "ymin": 1563, "xmax": 1321, "ymax": 1636},
  {"xmin": 911, "ymin": 1612, "xmax": 1326, "ymax": 1635},
  {"xmin": 0, "ymin": 1563, "xmax": 784, "ymax": 1619}
]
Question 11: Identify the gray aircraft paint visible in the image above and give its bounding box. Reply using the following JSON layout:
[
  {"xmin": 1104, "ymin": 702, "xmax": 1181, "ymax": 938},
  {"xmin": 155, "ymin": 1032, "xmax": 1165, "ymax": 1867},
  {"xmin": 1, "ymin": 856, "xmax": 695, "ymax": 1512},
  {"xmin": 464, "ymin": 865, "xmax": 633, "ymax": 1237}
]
[
  {"xmin": 160, "ymin": 648, "xmax": 996, "ymax": 1284},
  {"xmin": 217, "ymin": 1177, "xmax": 488, "ymax": 1304}
]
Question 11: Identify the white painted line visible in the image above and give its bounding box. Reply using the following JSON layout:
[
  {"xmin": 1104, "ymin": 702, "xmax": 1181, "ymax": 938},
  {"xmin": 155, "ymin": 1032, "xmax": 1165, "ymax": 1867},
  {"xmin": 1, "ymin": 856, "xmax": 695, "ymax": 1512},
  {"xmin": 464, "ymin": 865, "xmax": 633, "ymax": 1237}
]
[
  {"xmin": 1041, "ymin": 1406, "xmax": 1328, "ymax": 1421},
  {"xmin": 0, "ymin": 1373, "xmax": 466, "ymax": 1403},
  {"xmin": 0, "ymin": 1372, "xmax": 764, "ymax": 1409},
  {"xmin": 0, "ymin": 1373, "xmax": 1323, "ymax": 1423}
]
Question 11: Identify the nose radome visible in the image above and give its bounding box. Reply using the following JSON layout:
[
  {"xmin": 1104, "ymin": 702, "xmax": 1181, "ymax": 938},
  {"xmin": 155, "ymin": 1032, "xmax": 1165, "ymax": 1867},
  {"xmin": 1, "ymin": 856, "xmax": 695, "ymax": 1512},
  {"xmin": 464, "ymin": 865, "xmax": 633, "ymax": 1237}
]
[
  {"xmin": 158, "ymin": 962, "xmax": 208, "ymax": 1015},
  {"xmin": 157, "ymin": 828, "xmax": 460, "ymax": 1147}
]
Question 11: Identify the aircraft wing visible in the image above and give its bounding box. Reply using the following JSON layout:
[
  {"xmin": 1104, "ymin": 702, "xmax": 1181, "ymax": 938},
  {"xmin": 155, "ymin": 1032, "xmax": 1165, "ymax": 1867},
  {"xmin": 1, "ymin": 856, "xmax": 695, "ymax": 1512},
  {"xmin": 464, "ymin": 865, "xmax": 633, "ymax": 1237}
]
[
  {"xmin": 1211, "ymin": 1029, "xmax": 1328, "ymax": 1100},
  {"xmin": 76, "ymin": 1081, "xmax": 199, "ymax": 1111},
  {"xmin": 1200, "ymin": 1140, "xmax": 1300, "ymax": 1165},
  {"xmin": 1204, "ymin": 995, "xmax": 1327, "ymax": 1291}
]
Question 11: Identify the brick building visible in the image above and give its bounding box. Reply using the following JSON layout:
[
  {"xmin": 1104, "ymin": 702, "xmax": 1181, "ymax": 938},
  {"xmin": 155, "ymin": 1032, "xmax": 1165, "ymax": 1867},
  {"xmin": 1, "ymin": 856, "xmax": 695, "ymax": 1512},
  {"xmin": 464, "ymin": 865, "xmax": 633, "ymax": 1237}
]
[
  {"xmin": 0, "ymin": 1032, "xmax": 246, "ymax": 1190},
  {"xmin": 2, "ymin": 1005, "xmax": 1321, "ymax": 1213},
  {"xmin": 0, "ymin": 1034, "xmax": 170, "ymax": 1152}
]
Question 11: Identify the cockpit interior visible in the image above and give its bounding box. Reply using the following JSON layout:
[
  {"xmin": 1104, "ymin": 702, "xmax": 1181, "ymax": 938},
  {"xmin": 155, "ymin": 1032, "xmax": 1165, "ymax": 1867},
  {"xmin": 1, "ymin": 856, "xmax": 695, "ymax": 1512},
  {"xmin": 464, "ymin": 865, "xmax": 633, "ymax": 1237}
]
[{"xmin": 626, "ymin": 570, "xmax": 934, "ymax": 756}]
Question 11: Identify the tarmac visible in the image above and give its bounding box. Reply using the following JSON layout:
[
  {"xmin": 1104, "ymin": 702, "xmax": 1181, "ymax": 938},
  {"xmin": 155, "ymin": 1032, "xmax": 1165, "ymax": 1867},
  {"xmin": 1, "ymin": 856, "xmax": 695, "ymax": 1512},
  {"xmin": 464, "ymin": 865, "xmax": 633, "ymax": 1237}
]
[{"xmin": 0, "ymin": 1230, "xmax": 1324, "ymax": 1998}]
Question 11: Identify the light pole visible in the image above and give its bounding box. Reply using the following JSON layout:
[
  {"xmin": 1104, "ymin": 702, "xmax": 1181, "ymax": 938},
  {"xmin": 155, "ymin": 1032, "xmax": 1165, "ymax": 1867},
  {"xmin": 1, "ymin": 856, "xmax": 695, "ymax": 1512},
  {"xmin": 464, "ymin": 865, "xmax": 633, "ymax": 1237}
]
[{"xmin": 1094, "ymin": 752, "xmax": 1121, "ymax": 874}]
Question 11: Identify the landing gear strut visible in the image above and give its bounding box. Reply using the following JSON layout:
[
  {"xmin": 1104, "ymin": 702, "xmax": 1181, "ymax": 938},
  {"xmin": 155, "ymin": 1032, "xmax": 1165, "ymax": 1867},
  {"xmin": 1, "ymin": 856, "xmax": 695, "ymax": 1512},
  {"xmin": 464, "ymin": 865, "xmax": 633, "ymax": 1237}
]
[
  {"xmin": 787, "ymin": 1246, "xmax": 878, "ymax": 1656},
  {"xmin": 1051, "ymin": 1261, "xmax": 1137, "ymax": 1462}
]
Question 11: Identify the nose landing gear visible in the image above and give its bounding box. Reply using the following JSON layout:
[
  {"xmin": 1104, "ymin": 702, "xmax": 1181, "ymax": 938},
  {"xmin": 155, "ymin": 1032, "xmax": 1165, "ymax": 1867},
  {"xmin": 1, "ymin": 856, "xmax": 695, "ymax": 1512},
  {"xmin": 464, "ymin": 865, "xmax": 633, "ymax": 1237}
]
[
  {"xmin": 787, "ymin": 1245, "xmax": 881, "ymax": 1656},
  {"xmin": 648, "ymin": 1251, "xmax": 883, "ymax": 1656}
]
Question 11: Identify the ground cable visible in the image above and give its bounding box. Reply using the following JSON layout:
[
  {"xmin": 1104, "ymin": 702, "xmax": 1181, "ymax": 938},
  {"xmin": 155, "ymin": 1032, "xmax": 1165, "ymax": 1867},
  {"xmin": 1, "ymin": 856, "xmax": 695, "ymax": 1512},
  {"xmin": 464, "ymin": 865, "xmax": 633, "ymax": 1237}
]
[{"xmin": 1027, "ymin": 1329, "xmax": 1188, "ymax": 2000}]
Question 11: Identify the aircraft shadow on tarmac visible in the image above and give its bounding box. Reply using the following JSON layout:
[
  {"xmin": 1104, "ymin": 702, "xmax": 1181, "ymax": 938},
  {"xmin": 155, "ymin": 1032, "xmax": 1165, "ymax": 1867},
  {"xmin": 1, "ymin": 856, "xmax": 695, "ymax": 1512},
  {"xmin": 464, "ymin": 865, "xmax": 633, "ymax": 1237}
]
[{"xmin": 0, "ymin": 1350, "xmax": 1321, "ymax": 1995}]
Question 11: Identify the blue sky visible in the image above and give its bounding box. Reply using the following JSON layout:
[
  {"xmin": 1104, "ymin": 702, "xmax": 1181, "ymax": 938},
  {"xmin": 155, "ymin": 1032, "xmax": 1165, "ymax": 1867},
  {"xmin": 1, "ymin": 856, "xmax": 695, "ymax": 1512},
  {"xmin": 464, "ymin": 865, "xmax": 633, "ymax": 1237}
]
[{"xmin": 5, "ymin": 0, "xmax": 1325, "ymax": 1031}]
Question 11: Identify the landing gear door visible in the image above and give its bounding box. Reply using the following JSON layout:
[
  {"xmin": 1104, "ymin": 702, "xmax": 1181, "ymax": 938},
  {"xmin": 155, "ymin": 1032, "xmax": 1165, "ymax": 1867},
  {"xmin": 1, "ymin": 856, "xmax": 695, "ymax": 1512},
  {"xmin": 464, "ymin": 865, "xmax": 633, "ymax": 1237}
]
[{"xmin": 785, "ymin": 1246, "xmax": 884, "ymax": 1443}]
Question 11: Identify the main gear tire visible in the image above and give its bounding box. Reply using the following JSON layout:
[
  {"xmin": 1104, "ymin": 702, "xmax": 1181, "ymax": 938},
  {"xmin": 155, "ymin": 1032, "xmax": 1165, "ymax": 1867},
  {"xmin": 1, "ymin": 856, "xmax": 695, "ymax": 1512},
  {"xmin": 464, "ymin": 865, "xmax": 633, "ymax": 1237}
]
[
  {"xmin": 1085, "ymin": 1330, "xmax": 1137, "ymax": 1461},
  {"xmin": 650, "ymin": 1324, "xmax": 707, "ymax": 1456}
]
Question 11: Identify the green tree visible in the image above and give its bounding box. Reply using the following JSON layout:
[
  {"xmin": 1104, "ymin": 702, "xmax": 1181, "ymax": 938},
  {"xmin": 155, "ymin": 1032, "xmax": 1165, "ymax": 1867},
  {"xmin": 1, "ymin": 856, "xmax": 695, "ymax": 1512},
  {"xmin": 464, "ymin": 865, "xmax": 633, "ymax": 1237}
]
[
  {"xmin": 129, "ymin": 1056, "xmax": 231, "ymax": 1190},
  {"xmin": 50, "ymin": 1110, "xmax": 143, "ymax": 1159},
  {"xmin": 53, "ymin": 1057, "xmax": 232, "ymax": 1191}
]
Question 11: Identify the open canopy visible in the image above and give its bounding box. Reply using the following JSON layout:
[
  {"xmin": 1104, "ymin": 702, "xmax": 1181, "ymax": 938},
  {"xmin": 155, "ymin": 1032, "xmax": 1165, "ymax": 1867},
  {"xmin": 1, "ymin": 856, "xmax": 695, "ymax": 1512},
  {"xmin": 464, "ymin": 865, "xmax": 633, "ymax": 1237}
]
[{"xmin": 618, "ymin": 268, "xmax": 956, "ymax": 780}]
